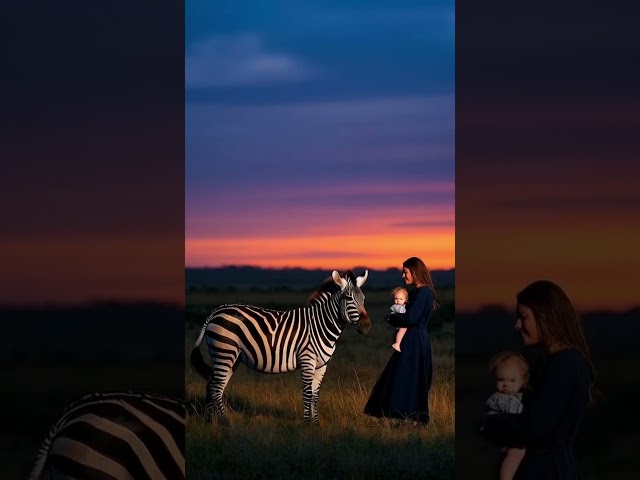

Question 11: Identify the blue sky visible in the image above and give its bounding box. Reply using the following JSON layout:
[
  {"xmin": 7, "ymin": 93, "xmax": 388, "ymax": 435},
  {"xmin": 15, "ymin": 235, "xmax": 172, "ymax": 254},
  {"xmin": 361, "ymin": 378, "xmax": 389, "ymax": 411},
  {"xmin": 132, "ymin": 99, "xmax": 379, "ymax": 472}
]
[{"xmin": 185, "ymin": 0, "xmax": 455, "ymax": 269}]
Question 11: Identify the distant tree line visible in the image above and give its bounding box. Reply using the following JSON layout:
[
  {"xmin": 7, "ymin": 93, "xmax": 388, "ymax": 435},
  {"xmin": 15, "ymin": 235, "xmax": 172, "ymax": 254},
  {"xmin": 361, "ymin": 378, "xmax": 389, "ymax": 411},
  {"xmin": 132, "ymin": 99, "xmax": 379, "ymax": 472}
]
[{"xmin": 185, "ymin": 266, "xmax": 455, "ymax": 291}]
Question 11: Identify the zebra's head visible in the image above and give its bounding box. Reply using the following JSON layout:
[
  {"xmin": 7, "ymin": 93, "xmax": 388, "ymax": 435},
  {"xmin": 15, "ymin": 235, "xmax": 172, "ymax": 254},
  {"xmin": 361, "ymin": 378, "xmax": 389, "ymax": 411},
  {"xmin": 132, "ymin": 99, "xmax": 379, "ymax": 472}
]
[{"xmin": 331, "ymin": 270, "xmax": 371, "ymax": 334}]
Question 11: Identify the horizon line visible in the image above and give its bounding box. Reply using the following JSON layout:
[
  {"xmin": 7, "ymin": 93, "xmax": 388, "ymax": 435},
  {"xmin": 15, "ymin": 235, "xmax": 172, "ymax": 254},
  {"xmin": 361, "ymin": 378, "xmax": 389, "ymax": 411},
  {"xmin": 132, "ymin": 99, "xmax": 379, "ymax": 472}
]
[
  {"xmin": 185, "ymin": 264, "xmax": 456, "ymax": 271},
  {"xmin": 3, "ymin": 302, "xmax": 638, "ymax": 316}
]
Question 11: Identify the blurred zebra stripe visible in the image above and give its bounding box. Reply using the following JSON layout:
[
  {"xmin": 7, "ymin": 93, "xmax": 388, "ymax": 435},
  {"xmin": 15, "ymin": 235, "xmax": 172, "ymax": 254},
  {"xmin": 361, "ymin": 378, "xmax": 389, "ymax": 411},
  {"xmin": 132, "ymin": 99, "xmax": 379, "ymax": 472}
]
[{"xmin": 29, "ymin": 391, "xmax": 185, "ymax": 480}]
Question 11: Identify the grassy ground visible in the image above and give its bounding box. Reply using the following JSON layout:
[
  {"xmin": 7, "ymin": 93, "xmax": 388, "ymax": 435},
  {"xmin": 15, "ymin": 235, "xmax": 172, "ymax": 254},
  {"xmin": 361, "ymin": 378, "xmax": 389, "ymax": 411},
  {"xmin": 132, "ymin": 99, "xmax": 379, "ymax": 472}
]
[{"xmin": 185, "ymin": 289, "xmax": 455, "ymax": 479}]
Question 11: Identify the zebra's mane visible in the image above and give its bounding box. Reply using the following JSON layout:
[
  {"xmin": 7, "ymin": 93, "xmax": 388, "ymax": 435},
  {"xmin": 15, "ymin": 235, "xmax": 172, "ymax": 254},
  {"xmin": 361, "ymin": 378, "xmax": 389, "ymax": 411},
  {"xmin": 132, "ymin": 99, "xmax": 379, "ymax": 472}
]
[{"xmin": 305, "ymin": 270, "xmax": 357, "ymax": 307}]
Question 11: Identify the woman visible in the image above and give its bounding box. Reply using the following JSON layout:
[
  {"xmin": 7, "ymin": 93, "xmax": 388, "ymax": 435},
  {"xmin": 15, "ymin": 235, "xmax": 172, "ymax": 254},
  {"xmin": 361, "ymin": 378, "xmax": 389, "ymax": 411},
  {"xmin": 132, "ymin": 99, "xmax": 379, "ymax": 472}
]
[
  {"xmin": 364, "ymin": 256, "xmax": 439, "ymax": 424},
  {"xmin": 482, "ymin": 280, "xmax": 597, "ymax": 479}
]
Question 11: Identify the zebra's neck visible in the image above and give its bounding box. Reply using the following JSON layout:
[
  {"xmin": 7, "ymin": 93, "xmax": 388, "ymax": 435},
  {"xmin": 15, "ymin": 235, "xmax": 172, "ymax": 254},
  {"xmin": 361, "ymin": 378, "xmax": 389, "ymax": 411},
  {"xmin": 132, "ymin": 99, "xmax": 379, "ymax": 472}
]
[{"xmin": 306, "ymin": 293, "xmax": 345, "ymax": 361}]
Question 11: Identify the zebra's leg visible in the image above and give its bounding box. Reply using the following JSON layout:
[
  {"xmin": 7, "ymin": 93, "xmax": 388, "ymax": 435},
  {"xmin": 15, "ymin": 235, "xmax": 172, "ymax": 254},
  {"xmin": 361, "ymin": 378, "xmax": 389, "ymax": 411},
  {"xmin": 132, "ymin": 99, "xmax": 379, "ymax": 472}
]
[
  {"xmin": 311, "ymin": 364, "xmax": 328, "ymax": 426},
  {"xmin": 204, "ymin": 350, "xmax": 239, "ymax": 427},
  {"xmin": 205, "ymin": 369, "xmax": 233, "ymax": 427},
  {"xmin": 300, "ymin": 360, "xmax": 316, "ymax": 423},
  {"xmin": 204, "ymin": 335, "xmax": 243, "ymax": 427}
]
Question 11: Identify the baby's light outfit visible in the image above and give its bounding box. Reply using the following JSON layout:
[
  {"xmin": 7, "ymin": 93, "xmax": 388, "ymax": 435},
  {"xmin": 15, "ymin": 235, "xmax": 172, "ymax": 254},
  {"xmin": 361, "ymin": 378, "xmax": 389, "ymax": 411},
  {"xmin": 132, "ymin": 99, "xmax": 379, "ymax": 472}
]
[
  {"xmin": 389, "ymin": 304, "xmax": 406, "ymax": 314},
  {"xmin": 485, "ymin": 392, "xmax": 524, "ymax": 415}
]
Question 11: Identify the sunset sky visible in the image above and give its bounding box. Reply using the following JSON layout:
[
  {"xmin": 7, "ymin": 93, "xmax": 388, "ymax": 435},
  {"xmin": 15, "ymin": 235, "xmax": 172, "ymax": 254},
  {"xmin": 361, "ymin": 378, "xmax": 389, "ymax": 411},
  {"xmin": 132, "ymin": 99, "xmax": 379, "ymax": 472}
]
[
  {"xmin": 455, "ymin": 7, "xmax": 640, "ymax": 313},
  {"xmin": 2, "ymin": 3, "xmax": 185, "ymax": 305},
  {"xmin": 185, "ymin": 0, "xmax": 455, "ymax": 271}
]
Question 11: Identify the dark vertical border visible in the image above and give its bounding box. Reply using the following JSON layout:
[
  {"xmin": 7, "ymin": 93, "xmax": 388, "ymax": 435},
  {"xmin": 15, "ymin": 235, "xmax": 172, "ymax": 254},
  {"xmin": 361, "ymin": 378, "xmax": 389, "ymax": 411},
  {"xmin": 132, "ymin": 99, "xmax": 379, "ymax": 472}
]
[
  {"xmin": 1, "ymin": 2, "xmax": 185, "ymax": 477},
  {"xmin": 456, "ymin": 1, "xmax": 640, "ymax": 479}
]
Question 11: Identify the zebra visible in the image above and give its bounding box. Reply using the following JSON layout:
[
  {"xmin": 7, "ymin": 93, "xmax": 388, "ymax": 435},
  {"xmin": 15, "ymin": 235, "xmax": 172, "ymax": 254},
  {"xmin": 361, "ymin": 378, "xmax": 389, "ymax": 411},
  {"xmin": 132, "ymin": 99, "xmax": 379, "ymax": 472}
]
[
  {"xmin": 28, "ymin": 391, "xmax": 185, "ymax": 480},
  {"xmin": 190, "ymin": 269, "xmax": 371, "ymax": 426}
]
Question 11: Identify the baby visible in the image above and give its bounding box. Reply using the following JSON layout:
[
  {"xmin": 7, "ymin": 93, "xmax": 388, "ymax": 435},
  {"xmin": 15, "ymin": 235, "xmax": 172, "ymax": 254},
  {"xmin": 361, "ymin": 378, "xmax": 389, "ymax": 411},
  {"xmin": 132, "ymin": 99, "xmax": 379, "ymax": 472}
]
[
  {"xmin": 389, "ymin": 286, "xmax": 409, "ymax": 352},
  {"xmin": 483, "ymin": 350, "xmax": 530, "ymax": 480}
]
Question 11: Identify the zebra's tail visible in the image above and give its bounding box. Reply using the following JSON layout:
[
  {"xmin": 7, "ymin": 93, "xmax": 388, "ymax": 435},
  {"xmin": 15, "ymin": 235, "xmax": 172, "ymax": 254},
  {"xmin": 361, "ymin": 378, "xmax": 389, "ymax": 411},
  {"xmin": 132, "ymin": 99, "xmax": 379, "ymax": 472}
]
[
  {"xmin": 191, "ymin": 311, "xmax": 216, "ymax": 379},
  {"xmin": 190, "ymin": 346, "xmax": 213, "ymax": 379}
]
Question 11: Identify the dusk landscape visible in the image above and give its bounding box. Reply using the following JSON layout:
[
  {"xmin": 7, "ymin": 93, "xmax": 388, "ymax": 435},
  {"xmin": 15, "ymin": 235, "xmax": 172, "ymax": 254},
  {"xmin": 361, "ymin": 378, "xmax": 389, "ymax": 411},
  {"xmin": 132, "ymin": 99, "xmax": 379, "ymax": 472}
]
[
  {"xmin": 2, "ymin": 2, "xmax": 185, "ymax": 478},
  {"xmin": 185, "ymin": 1, "xmax": 455, "ymax": 478},
  {"xmin": 455, "ymin": 2, "xmax": 640, "ymax": 478},
  {"xmin": 5, "ymin": 0, "xmax": 638, "ymax": 478}
]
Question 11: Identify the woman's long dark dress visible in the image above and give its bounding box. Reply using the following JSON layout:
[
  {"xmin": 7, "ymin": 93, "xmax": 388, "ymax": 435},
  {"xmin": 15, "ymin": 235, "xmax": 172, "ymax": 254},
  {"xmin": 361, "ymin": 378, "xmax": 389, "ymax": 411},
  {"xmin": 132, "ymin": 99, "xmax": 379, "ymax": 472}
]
[
  {"xmin": 364, "ymin": 286, "xmax": 434, "ymax": 424},
  {"xmin": 482, "ymin": 348, "xmax": 591, "ymax": 479}
]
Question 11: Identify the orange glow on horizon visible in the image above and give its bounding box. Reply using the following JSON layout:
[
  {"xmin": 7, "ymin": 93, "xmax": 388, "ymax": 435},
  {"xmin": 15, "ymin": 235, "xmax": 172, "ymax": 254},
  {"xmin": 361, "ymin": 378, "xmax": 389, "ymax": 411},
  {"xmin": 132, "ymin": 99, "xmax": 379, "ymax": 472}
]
[
  {"xmin": 2, "ymin": 236, "xmax": 184, "ymax": 305},
  {"xmin": 455, "ymin": 224, "xmax": 640, "ymax": 313},
  {"xmin": 185, "ymin": 229, "xmax": 455, "ymax": 271}
]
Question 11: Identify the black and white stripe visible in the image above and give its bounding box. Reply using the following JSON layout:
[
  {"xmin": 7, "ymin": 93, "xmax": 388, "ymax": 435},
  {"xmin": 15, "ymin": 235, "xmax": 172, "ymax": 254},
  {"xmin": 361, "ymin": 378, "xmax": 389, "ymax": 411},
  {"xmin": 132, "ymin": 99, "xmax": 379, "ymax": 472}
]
[
  {"xmin": 29, "ymin": 391, "xmax": 185, "ymax": 480},
  {"xmin": 190, "ymin": 270, "xmax": 370, "ymax": 425}
]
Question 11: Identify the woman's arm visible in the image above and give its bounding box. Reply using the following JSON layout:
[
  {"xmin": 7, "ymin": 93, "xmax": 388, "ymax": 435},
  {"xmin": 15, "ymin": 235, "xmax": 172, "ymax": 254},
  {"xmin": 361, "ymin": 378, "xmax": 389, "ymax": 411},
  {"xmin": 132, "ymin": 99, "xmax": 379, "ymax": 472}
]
[
  {"xmin": 481, "ymin": 411, "xmax": 526, "ymax": 447},
  {"xmin": 386, "ymin": 287, "xmax": 433, "ymax": 328},
  {"xmin": 521, "ymin": 350, "xmax": 589, "ymax": 447}
]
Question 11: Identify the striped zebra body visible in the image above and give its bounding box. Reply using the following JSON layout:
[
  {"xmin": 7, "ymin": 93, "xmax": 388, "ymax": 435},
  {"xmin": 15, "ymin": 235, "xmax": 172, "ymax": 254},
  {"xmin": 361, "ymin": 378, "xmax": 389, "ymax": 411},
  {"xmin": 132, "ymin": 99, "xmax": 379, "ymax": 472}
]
[
  {"xmin": 191, "ymin": 270, "xmax": 370, "ymax": 425},
  {"xmin": 29, "ymin": 391, "xmax": 185, "ymax": 480}
]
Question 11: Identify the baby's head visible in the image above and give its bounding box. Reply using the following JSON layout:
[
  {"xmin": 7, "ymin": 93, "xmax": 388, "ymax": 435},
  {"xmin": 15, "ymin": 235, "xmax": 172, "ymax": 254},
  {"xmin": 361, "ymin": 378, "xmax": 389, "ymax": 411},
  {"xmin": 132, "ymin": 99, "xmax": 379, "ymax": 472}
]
[
  {"xmin": 391, "ymin": 286, "xmax": 409, "ymax": 306},
  {"xmin": 489, "ymin": 351, "xmax": 529, "ymax": 395}
]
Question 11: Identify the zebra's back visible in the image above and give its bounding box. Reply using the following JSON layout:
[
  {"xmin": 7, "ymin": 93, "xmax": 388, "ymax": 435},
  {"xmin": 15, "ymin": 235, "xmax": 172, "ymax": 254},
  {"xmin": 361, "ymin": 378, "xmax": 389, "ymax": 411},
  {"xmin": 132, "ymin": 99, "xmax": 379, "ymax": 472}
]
[
  {"xmin": 29, "ymin": 391, "xmax": 185, "ymax": 480},
  {"xmin": 203, "ymin": 303, "xmax": 310, "ymax": 372}
]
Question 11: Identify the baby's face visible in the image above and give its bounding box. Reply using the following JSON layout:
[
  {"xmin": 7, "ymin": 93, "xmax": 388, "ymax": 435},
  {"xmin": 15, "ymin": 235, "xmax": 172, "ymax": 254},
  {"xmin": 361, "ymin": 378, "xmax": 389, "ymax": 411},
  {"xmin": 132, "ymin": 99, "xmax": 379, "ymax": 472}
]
[
  {"xmin": 393, "ymin": 293, "xmax": 407, "ymax": 305},
  {"xmin": 495, "ymin": 361, "xmax": 526, "ymax": 395}
]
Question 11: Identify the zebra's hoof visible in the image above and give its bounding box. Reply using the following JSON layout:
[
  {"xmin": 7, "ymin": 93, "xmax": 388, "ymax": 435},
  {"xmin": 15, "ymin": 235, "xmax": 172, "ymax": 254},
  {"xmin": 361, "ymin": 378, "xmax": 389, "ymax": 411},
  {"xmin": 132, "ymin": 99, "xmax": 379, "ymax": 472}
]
[
  {"xmin": 210, "ymin": 413, "xmax": 231, "ymax": 428},
  {"xmin": 301, "ymin": 419, "xmax": 320, "ymax": 427}
]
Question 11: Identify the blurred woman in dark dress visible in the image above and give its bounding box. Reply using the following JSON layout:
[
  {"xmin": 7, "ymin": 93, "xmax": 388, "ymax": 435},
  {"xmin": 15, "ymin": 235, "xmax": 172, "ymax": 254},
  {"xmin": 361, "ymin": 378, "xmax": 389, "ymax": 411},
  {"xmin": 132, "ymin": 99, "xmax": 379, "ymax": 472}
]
[
  {"xmin": 364, "ymin": 257, "xmax": 439, "ymax": 425},
  {"xmin": 482, "ymin": 280, "xmax": 597, "ymax": 479}
]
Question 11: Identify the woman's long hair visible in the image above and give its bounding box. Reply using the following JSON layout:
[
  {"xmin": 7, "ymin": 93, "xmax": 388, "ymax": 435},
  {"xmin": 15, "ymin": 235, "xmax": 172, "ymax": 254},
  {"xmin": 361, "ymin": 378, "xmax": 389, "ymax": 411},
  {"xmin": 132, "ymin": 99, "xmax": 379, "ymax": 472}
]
[
  {"xmin": 517, "ymin": 280, "xmax": 597, "ymax": 405},
  {"xmin": 403, "ymin": 257, "xmax": 440, "ymax": 310}
]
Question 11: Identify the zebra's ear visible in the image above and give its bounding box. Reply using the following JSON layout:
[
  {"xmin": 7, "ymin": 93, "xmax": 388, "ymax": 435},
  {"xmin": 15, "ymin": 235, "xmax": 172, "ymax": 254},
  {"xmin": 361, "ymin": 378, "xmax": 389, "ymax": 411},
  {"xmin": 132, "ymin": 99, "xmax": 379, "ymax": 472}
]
[
  {"xmin": 356, "ymin": 270, "xmax": 368, "ymax": 287},
  {"xmin": 332, "ymin": 270, "xmax": 347, "ymax": 290}
]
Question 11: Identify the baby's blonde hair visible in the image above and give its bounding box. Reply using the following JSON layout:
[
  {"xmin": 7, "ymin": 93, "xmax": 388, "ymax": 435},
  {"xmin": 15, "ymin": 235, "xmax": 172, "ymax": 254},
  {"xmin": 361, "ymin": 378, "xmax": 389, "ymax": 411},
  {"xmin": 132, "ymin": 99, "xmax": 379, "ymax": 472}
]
[
  {"xmin": 489, "ymin": 350, "xmax": 529, "ymax": 383},
  {"xmin": 391, "ymin": 286, "xmax": 409, "ymax": 300}
]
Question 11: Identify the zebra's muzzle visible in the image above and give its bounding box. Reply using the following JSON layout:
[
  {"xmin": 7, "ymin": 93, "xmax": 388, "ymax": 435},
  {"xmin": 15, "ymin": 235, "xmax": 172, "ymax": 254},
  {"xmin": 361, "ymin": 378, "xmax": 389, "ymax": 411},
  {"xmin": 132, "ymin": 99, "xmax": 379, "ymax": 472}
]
[{"xmin": 355, "ymin": 307, "xmax": 371, "ymax": 334}]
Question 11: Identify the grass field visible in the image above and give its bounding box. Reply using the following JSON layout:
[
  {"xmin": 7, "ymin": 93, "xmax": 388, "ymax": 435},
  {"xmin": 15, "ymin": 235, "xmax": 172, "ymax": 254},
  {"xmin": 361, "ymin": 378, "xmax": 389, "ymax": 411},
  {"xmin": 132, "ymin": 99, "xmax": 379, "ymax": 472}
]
[{"xmin": 185, "ymin": 288, "xmax": 455, "ymax": 479}]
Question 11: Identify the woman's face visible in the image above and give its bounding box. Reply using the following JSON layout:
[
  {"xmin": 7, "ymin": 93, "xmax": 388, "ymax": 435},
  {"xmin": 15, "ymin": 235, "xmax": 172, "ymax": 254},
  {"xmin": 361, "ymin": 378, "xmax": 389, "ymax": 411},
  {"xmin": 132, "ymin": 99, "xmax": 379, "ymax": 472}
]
[
  {"xmin": 402, "ymin": 267, "xmax": 414, "ymax": 285},
  {"xmin": 515, "ymin": 304, "xmax": 541, "ymax": 345}
]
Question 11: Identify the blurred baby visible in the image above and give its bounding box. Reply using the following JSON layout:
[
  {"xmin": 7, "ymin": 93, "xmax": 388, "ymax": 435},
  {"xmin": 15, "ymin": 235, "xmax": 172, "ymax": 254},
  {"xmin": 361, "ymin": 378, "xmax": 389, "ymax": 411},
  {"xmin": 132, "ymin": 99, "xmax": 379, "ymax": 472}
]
[
  {"xmin": 483, "ymin": 350, "xmax": 530, "ymax": 480},
  {"xmin": 389, "ymin": 286, "xmax": 409, "ymax": 352}
]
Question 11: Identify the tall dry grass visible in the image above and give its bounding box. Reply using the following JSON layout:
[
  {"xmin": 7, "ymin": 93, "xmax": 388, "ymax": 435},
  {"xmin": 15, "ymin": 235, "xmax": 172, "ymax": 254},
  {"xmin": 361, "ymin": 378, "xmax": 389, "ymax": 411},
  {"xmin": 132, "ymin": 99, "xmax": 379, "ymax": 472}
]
[{"xmin": 185, "ymin": 289, "xmax": 454, "ymax": 479}]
